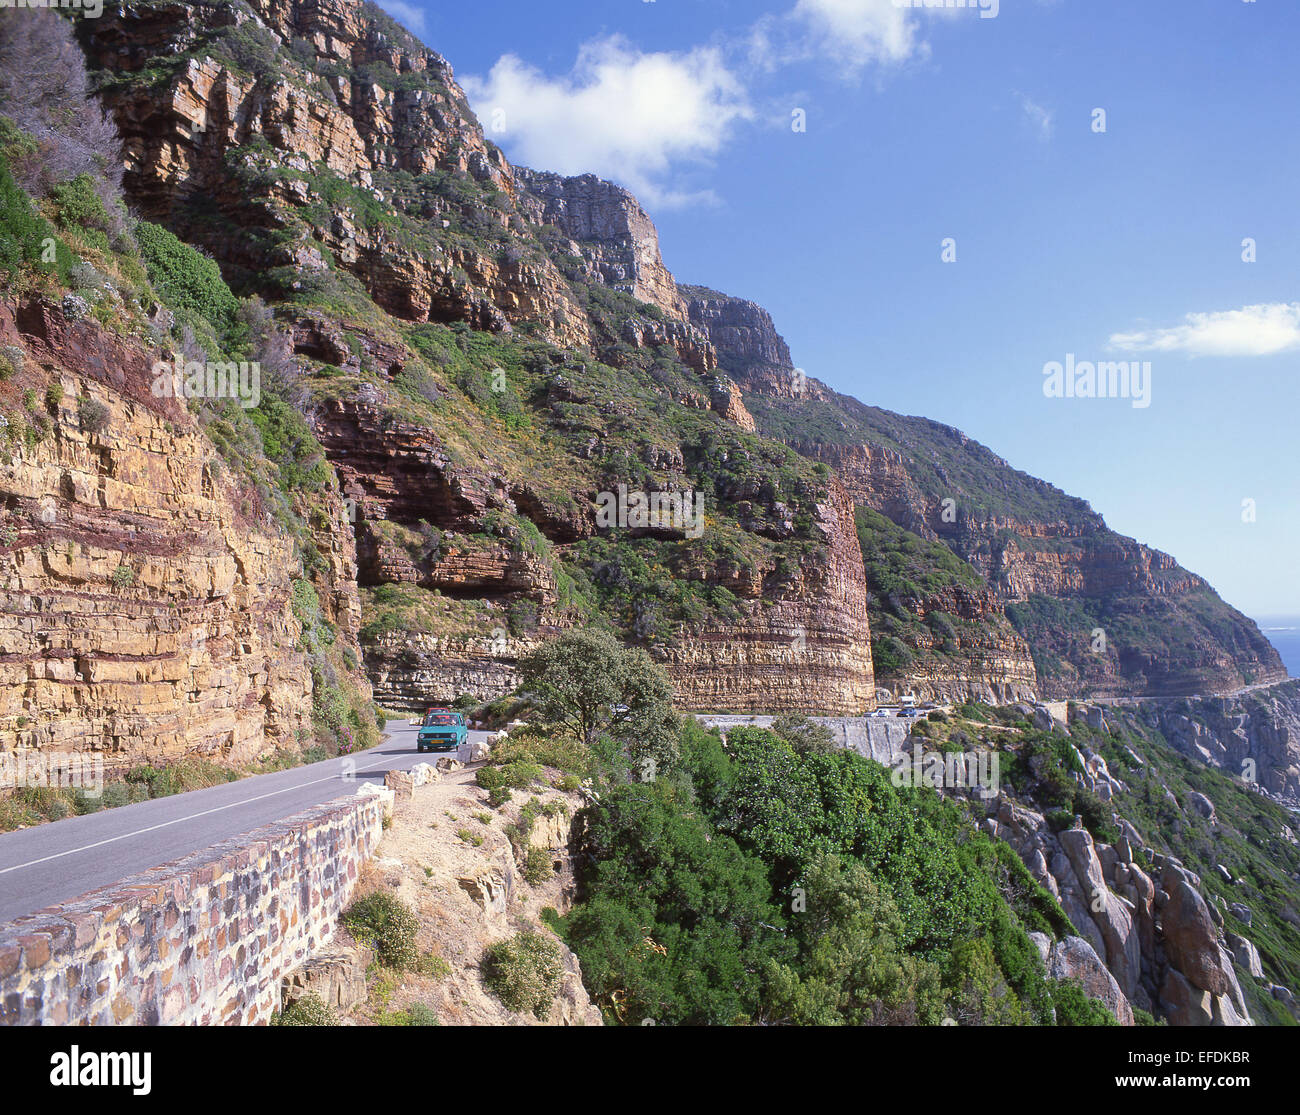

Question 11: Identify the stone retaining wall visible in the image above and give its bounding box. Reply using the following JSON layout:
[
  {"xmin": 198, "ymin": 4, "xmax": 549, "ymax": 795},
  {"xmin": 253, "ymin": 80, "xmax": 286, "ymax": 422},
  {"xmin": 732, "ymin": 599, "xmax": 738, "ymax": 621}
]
[
  {"xmin": 0, "ymin": 786, "xmax": 392, "ymax": 1025},
  {"xmin": 696, "ymin": 714, "xmax": 912, "ymax": 764}
]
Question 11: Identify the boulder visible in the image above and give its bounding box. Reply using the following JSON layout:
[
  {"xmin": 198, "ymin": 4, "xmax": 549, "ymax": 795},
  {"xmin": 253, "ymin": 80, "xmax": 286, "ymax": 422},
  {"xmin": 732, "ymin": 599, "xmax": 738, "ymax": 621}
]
[
  {"xmin": 1229, "ymin": 902, "xmax": 1253, "ymax": 926},
  {"xmin": 1226, "ymin": 932, "xmax": 1264, "ymax": 979},
  {"xmin": 282, "ymin": 944, "xmax": 372, "ymax": 1012},
  {"xmin": 1160, "ymin": 967, "xmax": 1214, "ymax": 1026},
  {"xmin": 1160, "ymin": 868, "xmax": 1231, "ymax": 995},
  {"xmin": 410, "ymin": 762, "xmax": 441, "ymax": 787},
  {"xmin": 1047, "ymin": 936, "xmax": 1133, "ymax": 1026},
  {"xmin": 458, "ymin": 740, "xmax": 490, "ymax": 763},
  {"xmin": 457, "ymin": 869, "xmax": 512, "ymax": 918},
  {"xmin": 1059, "ymin": 827, "xmax": 1142, "ymax": 997},
  {"xmin": 1187, "ymin": 791, "xmax": 1217, "ymax": 823},
  {"xmin": 1028, "ymin": 932, "xmax": 1052, "ymax": 966},
  {"xmin": 384, "ymin": 768, "xmax": 414, "ymax": 800}
]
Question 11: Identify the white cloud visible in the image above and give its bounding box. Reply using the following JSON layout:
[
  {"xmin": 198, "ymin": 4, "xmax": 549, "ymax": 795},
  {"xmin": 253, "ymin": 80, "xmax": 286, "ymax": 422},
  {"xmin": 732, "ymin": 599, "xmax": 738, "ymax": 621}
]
[
  {"xmin": 462, "ymin": 36, "xmax": 751, "ymax": 209},
  {"xmin": 1109, "ymin": 303, "xmax": 1300, "ymax": 358},
  {"xmin": 752, "ymin": 0, "xmax": 924, "ymax": 75},
  {"xmin": 1017, "ymin": 93, "xmax": 1054, "ymax": 141},
  {"xmin": 376, "ymin": 1, "xmax": 426, "ymax": 35}
]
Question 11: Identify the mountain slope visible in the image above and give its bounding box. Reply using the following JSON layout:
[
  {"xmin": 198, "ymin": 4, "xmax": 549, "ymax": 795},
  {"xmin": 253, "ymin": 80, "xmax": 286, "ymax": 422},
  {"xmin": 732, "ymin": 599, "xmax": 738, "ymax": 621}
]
[
  {"xmin": 57, "ymin": 0, "xmax": 1287, "ymax": 717},
  {"xmin": 682, "ymin": 288, "xmax": 1286, "ymax": 700}
]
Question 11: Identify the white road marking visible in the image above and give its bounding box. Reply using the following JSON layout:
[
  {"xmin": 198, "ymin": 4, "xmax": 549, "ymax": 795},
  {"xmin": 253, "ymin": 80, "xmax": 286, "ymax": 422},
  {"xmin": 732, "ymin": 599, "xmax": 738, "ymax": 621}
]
[{"xmin": 0, "ymin": 745, "xmax": 406, "ymax": 877}]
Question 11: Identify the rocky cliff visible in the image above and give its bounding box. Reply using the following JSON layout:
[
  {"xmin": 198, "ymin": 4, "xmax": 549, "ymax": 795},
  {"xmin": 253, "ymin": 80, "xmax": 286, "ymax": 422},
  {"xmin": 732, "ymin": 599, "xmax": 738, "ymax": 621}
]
[
  {"xmin": 1136, "ymin": 680, "xmax": 1300, "ymax": 805},
  {"xmin": 64, "ymin": 0, "xmax": 872, "ymax": 717},
  {"xmin": 51, "ymin": 0, "xmax": 1283, "ymax": 725},
  {"xmin": 0, "ymin": 299, "xmax": 316, "ymax": 771},
  {"xmin": 684, "ymin": 289, "xmax": 1285, "ymax": 701}
]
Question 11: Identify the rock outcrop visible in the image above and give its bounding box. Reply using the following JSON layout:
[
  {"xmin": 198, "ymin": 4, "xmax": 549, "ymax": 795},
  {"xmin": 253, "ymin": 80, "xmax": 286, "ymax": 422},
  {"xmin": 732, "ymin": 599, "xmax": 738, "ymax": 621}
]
[
  {"xmin": 0, "ymin": 300, "xmax": 315, "ymax": 771},
  {"xmin": 986, "ymin": 795, "xmax": 1252, "ymax": 1025},
  {"xmin": 682, "ymin": 288, "xmax": 1286, "ymax": 701},
  {"xmin": 1141, "ymin": 681, "xmax": 1300, "ymax": 804}
]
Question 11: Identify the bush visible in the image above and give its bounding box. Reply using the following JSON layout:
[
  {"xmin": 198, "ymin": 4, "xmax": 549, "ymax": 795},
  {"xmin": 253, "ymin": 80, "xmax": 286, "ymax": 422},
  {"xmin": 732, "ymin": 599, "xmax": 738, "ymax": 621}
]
[
  {"xmin": 272, "ymin": 993, "xmax": 338, "ymax": 1026},
  {"xmin": 0, "ymin": 156, "xmax": 70, "ymax": 283},
  {"xmin": 481, "ymin": 931, "xmax": 562, "ymax": 1019},
  {"xmin": 135, "ymin": 220, "xmax": 240, "ymax": 338},
  {"xmin": 343, "ymin": 891, "xmax": 420, "ymax": 971},
  {"xmin": 49, "ymin": 173, "xmax": 110, "ymax": 241},
  {"xmin": 523, "ymin": 846, "xmax": 554, "ymax": 886},
  {"xmin": 78, "ymin": 397, "xmax": 109, "ymax": 433},
  {"xmin": 1052, "ymin": 979, "xmax": 1119, "ymax": 1026}
]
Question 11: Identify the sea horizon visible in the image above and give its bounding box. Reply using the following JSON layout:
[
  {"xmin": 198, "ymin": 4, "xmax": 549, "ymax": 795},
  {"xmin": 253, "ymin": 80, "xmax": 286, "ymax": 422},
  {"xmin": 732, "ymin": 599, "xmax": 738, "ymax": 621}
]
[{"xmin": 1255, "ymin": 615, "xmax": 1300, "ymax": 679}]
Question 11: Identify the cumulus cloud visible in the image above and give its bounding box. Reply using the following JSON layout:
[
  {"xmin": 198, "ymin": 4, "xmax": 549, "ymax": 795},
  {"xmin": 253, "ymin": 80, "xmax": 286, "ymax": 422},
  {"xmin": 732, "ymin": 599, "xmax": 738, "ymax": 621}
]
[
  {"xmin": 462, "ymin": 36, "xmax": 751, "ymax": 209},
  {"xmin": 751, "ymin": 0, "xmax": 924, "ymax": 76},
  {"xmin": 376, "ymin": 0, "xmax": 426, "ymax": 34},
  {"xmin": 1109, "ymin": 303, "xmax": 1300, "ymax": 358}
]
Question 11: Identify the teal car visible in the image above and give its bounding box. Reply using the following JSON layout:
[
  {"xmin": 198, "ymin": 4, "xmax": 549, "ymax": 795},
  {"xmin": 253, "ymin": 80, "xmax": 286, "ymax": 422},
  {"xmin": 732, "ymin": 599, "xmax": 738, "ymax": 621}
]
[{"xmin": 417, "ymin": 709, "xmax": 467, "ymax": 753}]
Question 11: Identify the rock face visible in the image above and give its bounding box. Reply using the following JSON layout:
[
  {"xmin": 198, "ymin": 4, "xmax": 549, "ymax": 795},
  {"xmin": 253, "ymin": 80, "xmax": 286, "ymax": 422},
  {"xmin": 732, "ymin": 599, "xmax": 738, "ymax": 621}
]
[
  {"xmin": 1045, "ymin": 935, "xmax": 1134, "ymax": 1026},
  {"xmin": 69, "ymin": 0, "xmax": 1282, "ymax": 720},
  {"xmin": 682, "ymin": 286, "xmax": 810, "ymax": 397},
  {"xmin": 0, "ymin": 301, "xmax": 316, "ymax": 771},
  {"xmin": 681, "ymin": 288, "xmax": 1285, "ymax": 701},
  {"xmin": 515, "ymin": 170, "xmax": 687, "ymax": 320},
  {"xmin": 1143, "ymin": 682, "xmax": 1300, "ymax": 804},
  {"xmin": 657, "ymin": 482, "xmax": 876, "ymax": 714},
  {"xmin": 985, "ymin": 797, "xmax": 1251, "ymax": 1025}
]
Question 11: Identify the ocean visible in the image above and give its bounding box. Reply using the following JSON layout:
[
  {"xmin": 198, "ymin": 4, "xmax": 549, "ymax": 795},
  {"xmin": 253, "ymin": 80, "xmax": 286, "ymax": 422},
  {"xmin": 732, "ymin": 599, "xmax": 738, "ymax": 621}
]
[{"xmin": 1256, "ymin": 616, "xmax": 1300, "ymax": 678}]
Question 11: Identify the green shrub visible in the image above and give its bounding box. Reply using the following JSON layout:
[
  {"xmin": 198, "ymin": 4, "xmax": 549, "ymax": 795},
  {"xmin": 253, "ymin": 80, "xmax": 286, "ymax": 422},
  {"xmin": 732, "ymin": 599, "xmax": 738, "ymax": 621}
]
[
  {"xmin": 523, "ymin": 846, "xmax": 554, "ymax": 886},
  {"xmin": 135, "ymin": 219, "xmax": 240, "ymax": 338},
  {"xmin": 44, "ymin": 383, "xmax": 63, "ymax": 411},
  {"xmin": 0, "ymin": 157, "xmax": 71, "ymax": 283},
  {"xmin": 1052, "ymin": 979, "xmax": 1119, "ymax": 1026},
  {"xmin": 416, "ymin": 954, "xmax": 452, "ymax": 979},
  {"xmin": 481, "ymin": 930, "xmax": 562, "ymax": 1019},
  {"xmin": 343, "ymin": 891, "xmax": 420, "ymax": 971},
  {"xmin": 49, "ymin": 174, "xmax": 111, "ymax": 249},
  {"xmin": 405, "ymin": 1003, "xmax": 440, "ymax": 1026},
  {"xmin": 272, "ymin": 993, "xmax": 338, "ymax": 1026},
  {"xmin": 78, "ymin": 397, "xmax": 109, "ymax": 433}
]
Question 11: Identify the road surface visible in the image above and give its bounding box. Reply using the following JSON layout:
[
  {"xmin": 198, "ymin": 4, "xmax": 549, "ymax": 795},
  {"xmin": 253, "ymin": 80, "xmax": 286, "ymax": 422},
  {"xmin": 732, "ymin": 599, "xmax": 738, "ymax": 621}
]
[{"xmin": 0, "ymin": 720, "xmax": 489, "ymax": 926}]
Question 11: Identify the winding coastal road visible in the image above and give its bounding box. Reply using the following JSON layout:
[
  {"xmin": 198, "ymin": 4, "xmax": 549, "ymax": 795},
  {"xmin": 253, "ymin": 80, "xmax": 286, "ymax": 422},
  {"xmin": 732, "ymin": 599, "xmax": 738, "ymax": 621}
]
[{"xmin": 0, "ymin": 721, "xmax": 490, "ymax": 926}]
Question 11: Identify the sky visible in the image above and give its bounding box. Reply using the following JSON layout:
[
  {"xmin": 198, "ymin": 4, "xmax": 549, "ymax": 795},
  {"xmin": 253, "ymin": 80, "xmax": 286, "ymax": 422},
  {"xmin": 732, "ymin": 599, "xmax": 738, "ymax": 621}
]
[{"xmin": 378, "ymin": 0, "xmax": 1299, "ymax": 618}]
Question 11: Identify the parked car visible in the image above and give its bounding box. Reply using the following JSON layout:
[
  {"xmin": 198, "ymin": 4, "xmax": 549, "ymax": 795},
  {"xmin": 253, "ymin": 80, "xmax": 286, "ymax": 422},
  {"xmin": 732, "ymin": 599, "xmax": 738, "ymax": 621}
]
[{"xmin": 417, "ymin": 709, "xmax": 468, "ymax": 752}]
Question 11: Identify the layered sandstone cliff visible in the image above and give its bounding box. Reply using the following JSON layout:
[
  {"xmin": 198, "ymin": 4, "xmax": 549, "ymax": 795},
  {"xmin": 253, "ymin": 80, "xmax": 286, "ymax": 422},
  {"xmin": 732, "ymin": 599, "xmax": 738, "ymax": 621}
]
[
  {"xmin": 0, "ymin": 300, "xmax": 315, "ymax": 771},
  {"xmin": 66, "ymin": 0, "xmax": 1281, "ymax": 722},
  {"xmin": 685, "ymin": 289, "xmax": 1285, "ymax": 700}
]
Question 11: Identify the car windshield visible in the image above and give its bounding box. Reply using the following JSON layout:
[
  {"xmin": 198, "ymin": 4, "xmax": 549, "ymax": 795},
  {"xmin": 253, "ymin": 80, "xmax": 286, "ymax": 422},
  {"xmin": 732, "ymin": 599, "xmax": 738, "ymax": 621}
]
[{"xmin": 423, "ymin": 714, "xmax": 456, "ymax": 726}]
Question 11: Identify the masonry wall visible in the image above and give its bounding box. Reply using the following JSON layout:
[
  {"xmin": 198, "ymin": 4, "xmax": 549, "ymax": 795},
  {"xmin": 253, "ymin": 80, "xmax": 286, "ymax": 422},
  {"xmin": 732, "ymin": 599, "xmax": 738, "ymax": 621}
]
[{"xmin": 0, "ymin": 788, "xmax": 391, "ymax": 1025}]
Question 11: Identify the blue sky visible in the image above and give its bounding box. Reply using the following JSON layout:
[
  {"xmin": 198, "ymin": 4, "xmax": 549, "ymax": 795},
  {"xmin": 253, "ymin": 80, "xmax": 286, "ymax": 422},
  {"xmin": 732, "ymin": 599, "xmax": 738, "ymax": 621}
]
[{"xmin": 379, "ymin": 0, "xmax": 1299, "ymax": 617}]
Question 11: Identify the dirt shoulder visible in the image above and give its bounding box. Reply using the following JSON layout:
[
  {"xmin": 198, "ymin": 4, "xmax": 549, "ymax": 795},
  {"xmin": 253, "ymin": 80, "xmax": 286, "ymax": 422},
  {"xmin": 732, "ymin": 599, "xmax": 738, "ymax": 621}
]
[{"xmin": 343, "ymin": 759, "xmax": 602, "ymax": 1026}]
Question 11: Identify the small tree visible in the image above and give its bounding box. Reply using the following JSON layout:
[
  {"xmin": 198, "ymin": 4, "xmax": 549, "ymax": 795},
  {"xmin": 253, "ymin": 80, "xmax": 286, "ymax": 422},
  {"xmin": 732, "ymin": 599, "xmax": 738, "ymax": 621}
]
[{"xmin": 516, "ymin": 629, "xmax": 678, "ymax": 774}]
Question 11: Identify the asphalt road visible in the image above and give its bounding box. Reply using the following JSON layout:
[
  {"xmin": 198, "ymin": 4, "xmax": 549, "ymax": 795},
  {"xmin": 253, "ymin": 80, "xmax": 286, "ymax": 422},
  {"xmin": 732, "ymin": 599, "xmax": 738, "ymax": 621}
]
[{"xmin": 0, "ymin": 720, "xmax": 490, "ymax": 926}]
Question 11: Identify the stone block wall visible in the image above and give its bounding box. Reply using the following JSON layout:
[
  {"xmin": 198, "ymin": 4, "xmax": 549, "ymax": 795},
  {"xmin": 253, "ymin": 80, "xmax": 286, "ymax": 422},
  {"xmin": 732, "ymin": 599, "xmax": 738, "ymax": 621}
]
[{"xmin": 0, "ymin": 787, "xmax": 391, "ymax": 1025}]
